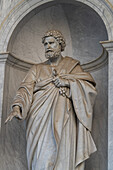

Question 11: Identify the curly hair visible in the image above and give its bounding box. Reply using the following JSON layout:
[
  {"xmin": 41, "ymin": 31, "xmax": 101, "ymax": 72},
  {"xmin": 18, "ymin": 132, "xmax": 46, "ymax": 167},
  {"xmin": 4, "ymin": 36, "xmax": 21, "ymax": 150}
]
[{"xmin": 42, "ymin": 30, "xmax": 66, "ymax": 51}]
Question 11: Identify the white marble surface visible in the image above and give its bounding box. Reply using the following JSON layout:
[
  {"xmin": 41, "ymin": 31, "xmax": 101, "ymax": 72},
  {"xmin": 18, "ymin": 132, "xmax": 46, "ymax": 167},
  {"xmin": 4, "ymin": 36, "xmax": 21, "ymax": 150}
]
[
  {"xmin": 102, "ymin": 41, "xmax": 113, "ymax": 170},
  {"xmin": 108, "ymin": 50, "xmax": 113, "ymax": 170},
  {"xmin": 0, "ymin": 62, "xmax": 5, "ymax": 129}
]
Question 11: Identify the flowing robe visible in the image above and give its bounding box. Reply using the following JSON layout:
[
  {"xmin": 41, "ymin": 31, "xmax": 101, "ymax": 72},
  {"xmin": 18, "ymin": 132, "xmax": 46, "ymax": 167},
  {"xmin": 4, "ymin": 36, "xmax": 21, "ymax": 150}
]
[{"xmin": 12, "ymin": 56, "xmax": 97, "ymax": 170}]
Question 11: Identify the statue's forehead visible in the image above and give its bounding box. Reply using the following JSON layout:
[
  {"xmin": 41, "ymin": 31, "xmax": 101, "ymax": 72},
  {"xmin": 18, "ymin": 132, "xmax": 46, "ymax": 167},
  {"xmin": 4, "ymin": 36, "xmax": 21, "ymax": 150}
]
[{"xmin": 44, "ymin": 36, "xmax": 57, "ymax": 42}]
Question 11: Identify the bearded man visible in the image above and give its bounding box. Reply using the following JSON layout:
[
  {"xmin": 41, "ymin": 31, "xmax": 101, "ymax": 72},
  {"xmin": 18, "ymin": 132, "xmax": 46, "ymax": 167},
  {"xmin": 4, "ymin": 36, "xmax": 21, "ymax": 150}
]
[{"xmin": 5, "ymin": 30, "xmax": 97, "ymax": 170}]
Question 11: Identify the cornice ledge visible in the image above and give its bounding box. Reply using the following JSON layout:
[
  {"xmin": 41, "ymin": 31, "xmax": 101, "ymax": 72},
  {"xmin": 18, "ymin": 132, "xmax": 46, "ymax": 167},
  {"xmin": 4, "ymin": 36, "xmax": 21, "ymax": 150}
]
[
  {"xmin": 0, "ymin": 46, "xmax": 109, "ymax": 72},
  {"xmin": 100, "ymin": 40, "xmax": 113, "ymax": 51},
  {"xmin": 0, "ymin": 52, "xmax": 33, "ymax": 71},
  {"xmin": 82, "ymin": 45, "xmax": 108, "ymax": 72}
]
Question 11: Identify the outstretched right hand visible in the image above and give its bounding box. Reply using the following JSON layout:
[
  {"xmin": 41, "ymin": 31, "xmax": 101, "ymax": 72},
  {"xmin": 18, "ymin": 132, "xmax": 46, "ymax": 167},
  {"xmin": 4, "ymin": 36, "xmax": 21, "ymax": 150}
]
[{"xmin": 5, "ymin": 106, "xmax": 22, "ymax": 124}]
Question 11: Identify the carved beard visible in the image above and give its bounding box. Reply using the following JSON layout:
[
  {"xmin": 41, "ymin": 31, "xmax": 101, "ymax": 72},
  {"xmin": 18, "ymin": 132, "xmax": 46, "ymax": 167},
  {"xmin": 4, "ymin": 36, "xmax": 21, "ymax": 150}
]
[{"xmin": 45, "ymin": 50, "xmax": 61, "ymax": 60}]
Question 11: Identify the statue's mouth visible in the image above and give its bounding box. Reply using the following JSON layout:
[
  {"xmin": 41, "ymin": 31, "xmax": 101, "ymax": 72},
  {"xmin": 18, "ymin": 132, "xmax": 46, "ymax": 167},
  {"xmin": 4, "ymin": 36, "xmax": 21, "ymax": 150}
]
[{"xmin": 46, "ymin": 49, "xmax": 53, "ymax": 53}]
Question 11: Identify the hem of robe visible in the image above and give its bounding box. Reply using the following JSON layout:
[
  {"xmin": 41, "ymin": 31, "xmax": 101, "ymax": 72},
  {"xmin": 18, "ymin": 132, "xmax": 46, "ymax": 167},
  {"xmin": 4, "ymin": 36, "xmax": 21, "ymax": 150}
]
[
  {"xmin": 75, "ymin": 148, "xmax": 97, "ymax": 168},
  {"xmin": 75, "ymin": 122, "xmax": 97, "ymax": 167}
]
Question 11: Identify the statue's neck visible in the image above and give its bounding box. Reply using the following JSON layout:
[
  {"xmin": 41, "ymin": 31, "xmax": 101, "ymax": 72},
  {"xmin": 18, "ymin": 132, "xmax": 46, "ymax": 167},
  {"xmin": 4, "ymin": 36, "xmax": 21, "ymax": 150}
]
[{"xmin": 49, "ymin": 55, "xmax": 63, "ymax": 66}]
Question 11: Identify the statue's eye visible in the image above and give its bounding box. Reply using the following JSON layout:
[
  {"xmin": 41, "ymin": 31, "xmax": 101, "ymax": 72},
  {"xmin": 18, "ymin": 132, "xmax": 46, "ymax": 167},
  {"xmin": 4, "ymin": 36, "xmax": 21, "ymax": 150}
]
[
  {"xmin": 49, "ymin": 42, "xmax": 54, "ymax": 44},
  {"xmin": 44, "ymin": 42, "xmax": 48, "ymax": 46}
]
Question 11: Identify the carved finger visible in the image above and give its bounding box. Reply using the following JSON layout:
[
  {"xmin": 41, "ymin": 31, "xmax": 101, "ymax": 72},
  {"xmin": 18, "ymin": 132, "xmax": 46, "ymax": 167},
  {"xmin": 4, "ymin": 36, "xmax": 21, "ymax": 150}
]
[
  {"xmin": 52, "ymin": 78, "xmax": 56, "ymax": 82},
  {"xmin": 5, "ymin": 112, "xmax": 17, "ymax": 124},
  {"xmin": 53, "ymin": 79, "xmax": 59, "ymax": 84},
  {"xmin": 54, "ymin": 80, "xmax": 60, "ymax": 85},
  {"xmin": 9, "ymin": 115, "xmax": 14, "ymax": 121},
  {"xmin": 55, "ymin": 82, "xmax": 61, "ymax": 87},
  {"xmin": 59, "ymin": 89, "xmax": 63, "ymax": 94},
  {"xmin": 54, "ymin": 78, "xmax": 59, "ymax": 83},
  {"xmin": 5, "ymin": 115, "xmax": 12, "ymax": 123},
  {"xmin": 5, "ymin": 117, "xmax": 10, "ymax": 124},
  {"xmin": 52, "ymin": 76, "xmax": 58, "ymax": 82}
]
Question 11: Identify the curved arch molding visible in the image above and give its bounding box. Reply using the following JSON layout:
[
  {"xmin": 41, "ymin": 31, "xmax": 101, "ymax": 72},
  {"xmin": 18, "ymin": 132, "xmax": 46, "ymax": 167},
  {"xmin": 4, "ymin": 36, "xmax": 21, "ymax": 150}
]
[{"xmin": 0, "ymin": 0, "xmax": 113, "ymax": 52}]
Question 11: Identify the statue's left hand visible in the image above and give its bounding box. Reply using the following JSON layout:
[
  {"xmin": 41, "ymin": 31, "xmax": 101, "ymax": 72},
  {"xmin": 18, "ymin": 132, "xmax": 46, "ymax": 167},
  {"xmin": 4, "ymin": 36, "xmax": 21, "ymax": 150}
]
[{"xmin": 52, "ymin": 77, "xmax": 69, "ymax": 88}]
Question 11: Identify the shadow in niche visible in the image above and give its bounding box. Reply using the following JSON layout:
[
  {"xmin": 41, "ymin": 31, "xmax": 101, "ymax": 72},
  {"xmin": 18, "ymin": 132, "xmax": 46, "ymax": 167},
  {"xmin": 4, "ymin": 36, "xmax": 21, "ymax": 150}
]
[{"xmin": 1, "ymin": 1, "xmax": 108, "ymax": 170}]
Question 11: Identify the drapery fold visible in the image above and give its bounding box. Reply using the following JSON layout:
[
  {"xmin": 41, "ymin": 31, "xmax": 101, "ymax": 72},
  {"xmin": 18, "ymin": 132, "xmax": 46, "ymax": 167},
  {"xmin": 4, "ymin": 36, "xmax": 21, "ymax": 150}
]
[{"xmin": 11, "ymin": 56, "xmax": 97, "ymax": 170}]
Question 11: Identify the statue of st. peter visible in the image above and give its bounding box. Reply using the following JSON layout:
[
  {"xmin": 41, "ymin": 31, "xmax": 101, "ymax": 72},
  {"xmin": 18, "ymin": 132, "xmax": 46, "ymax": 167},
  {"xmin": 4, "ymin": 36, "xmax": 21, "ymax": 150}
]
[{"xmin": 5, "ymin": 30, "xmax": 97, "ymax": 170}]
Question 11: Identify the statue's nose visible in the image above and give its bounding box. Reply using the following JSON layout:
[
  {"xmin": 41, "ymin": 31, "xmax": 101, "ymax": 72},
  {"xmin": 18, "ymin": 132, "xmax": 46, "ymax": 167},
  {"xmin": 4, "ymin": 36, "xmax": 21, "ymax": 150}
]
[
  {"xmin": 46, "ymin": 44, "xmax": 52, "ymax": 50},
  {"xmin": 47, "ymin": 43, "xmax": 51, "ymax": 48}
]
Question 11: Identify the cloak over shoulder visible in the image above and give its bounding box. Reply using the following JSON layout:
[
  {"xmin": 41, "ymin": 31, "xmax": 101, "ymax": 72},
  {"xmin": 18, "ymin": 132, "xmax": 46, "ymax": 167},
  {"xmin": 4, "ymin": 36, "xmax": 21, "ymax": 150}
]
[{"xmin": 12, "ymin": 56, "xmax": 97, "ymax": 170}]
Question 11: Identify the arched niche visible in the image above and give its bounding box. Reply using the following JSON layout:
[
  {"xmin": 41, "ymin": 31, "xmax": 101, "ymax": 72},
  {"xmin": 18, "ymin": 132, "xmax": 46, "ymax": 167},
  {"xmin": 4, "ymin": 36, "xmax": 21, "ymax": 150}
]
[
  {"xmin": 0, "ymin": 1, "xmax": 110, "ymax": 170},
  {"xmin": 0, "ymin": 0, "xmax": 112, "ymax": 53},
  {"xmin": 7, "ymin": 1, "xmax": 108, "ymax": 65}
]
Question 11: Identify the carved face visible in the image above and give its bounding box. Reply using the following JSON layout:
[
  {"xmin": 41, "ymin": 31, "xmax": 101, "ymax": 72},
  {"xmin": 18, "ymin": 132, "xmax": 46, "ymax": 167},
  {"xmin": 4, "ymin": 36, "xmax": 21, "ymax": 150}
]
[{"xmin": 44, "ymin": 36, "xmax": 61, "ymax": 60}]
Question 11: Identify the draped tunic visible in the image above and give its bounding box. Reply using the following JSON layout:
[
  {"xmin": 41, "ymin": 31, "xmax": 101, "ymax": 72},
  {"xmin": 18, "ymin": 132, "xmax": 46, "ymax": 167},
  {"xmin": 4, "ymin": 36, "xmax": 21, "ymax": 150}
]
[{"xmin": 12, "ymin": 56, "xmax": 97, "ymax": 170}]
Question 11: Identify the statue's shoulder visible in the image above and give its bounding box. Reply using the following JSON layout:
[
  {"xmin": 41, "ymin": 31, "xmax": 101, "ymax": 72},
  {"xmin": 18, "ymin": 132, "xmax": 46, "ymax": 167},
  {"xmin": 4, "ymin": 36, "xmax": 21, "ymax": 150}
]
[{"xmin": 64, "ymin": 56, "xmax": 80, "ymax": 65}]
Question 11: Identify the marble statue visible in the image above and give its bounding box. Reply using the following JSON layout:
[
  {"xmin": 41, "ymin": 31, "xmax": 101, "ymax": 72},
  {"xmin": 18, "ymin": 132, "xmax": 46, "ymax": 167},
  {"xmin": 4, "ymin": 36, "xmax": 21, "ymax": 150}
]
[{"xmin": 5, "ymin": 30, "xmax": 97, "ymax": 170}]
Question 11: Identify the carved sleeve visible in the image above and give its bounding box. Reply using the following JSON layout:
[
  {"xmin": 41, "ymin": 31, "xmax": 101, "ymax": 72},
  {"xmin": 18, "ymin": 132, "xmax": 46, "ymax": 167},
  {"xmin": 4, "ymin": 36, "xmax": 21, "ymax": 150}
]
[{"xmin": 11, "ymin": 65, "xmax": 37, "ymax": 119}]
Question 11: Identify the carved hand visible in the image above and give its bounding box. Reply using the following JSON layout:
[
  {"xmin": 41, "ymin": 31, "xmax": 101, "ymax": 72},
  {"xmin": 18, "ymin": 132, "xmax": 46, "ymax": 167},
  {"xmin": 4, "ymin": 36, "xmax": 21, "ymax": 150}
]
[
  {"xmin": 52, "ymin": 77, "xmax": 69, "ymax": 88},
  {"xmin": 5, "ymin": 105, "xmax": 22, "ymax": 124}
]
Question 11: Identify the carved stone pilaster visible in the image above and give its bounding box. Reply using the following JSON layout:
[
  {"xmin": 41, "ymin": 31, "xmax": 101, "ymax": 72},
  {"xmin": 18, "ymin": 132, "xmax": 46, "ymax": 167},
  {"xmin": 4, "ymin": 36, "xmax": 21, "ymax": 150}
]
[
  {"xmin": 0, "ymin": 54, "xmax": 7, "ymax": 129},
  {"xmin": 101, "ymin": 41, "xmax": 113, "ymax": 170}
]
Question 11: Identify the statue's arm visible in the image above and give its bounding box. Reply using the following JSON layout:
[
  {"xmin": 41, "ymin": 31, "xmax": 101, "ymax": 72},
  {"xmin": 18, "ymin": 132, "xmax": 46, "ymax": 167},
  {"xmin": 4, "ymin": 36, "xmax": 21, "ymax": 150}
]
[{"xmin": 5, "ymin": 65, "xmax": 37, "ymax": 123}]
